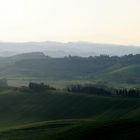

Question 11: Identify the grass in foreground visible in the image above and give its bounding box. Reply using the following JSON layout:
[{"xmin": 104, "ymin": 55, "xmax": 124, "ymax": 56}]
[
  {"xmin": 0, "ymin": 118, "xmax": 139, "ymax": 140},
  {"xmin": 0, "ymin": 87, "xmax": 139, "ymax": 139}
]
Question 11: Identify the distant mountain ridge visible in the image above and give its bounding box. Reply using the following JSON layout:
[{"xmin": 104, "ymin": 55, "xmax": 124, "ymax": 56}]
[{"xmin": 0, "ymin": 42, "xmax": 140, "ymax": 57}]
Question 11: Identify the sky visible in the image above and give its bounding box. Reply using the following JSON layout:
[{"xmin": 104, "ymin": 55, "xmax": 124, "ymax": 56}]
[{"xmin": 0, "ymin": 0, "xmax": 140, "ymax": 45}]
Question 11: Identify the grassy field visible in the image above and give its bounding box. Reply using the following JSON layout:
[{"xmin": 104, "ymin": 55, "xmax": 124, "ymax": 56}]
[
  {"xmin": 0, "ymin": 118, "xmax": 139, "ymax": 140},
  {"xmin": 0, "ymin": 89, "xmax": 139, "ymax": 127},
  {"xmin": 0, "ymin": 88, "xmax": 139, "ymax": 139}
]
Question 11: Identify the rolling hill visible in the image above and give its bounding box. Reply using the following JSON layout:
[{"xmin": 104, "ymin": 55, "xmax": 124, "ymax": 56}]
[
  {"xmin": 0, "ymin": 53, "xmax": 140, "ymax": 88},
  {"xmin": 0, "ymin": 119, "xmax": 140, "ymax": 140},
  {"xmin": 0, "ymin": 88, "xmax": 139, "ymax": 128},
  {"xmin": 0, "ymin": 88, "xmax": 139, "ymax": 139},
  {"xmin": 0, "ymin": 53, "xmax": 139, "ymax": 87}
]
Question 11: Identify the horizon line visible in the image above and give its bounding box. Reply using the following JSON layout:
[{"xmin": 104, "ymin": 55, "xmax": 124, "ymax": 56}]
[{"xmin": 0, "ymin": 40, "xmax": 139, "ymax": 47}]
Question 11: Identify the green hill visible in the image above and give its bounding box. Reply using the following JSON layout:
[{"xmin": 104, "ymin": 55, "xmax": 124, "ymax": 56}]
[
  {"xmin": 95, "ymin": 64, "xmax": 140, "ymax": 86},
  {"xmin": 0, "ymin": 88, "xmax": 138, "ymax": 139},
  {"xmin": 0, "ymin": 54, "xmax": 140, "ymax": 87},
  {"xmin": 0, "ymin": 88, "xmax": 139, "ymax": 128},
  {"xmin": 0, "ymin": 53, "xmax": 140, "ymax": 88},
  {"xmin": 0, "ymin": 119, "xmax": 139, "ymax": 140}
]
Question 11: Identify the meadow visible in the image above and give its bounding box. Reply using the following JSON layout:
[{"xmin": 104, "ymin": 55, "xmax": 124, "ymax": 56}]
[{"xmin": 0, "ymin": 86, "xmax": 138, "ymax": 139}]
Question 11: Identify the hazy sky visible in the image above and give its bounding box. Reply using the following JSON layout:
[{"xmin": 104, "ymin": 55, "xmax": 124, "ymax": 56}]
[{"xmin": 0, "ymin": 0, "xmax": 140, "ymax": 45}]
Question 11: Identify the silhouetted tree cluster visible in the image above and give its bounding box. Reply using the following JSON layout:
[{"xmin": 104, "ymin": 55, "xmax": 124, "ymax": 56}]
[
  {"xmin": 67, "ymin": 84, "xmax": 140, "ymax": 98},
  {"xmin": 29, "ymin": 82, "xmax": 56, "ymax": 92},
  {"xmin": 66, "ymin": 84, "xmax": 112, "ymax": 96},
  {"xmin": 115, "ymin": 88, "xmax": 140, "ymax": 97}
]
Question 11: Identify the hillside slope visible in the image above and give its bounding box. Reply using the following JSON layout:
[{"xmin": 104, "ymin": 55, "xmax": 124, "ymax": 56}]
[
  {"xmin": 0, "ymin": 119, "xmax": 140, "ymax": 140},
  {"xmin": 0, "ymin": 89, "xmax": 139, "ymax": 128},
  {"xmin": 0, "ymin": 54, "xmax": 140, "ymax": 87},
  {"xmin": 0, "ymin": 88, "xmax": 138, "ymax": 139},
  {"xmin": 95, "ymin": 64, "xmax": 140, "ymax": 85}
]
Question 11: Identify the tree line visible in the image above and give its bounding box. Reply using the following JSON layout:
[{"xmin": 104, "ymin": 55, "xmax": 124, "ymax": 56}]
[
  {"xmin": 116, "ymin": 88, "xmax": 140, "ymax": 97},
  {"xmin": 66, "ymin": 84, "xmax": 112, "ymax": 96},
  {"xmin": 66, "ymin": 84, "xmax": 140, "ymax": 98}
]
